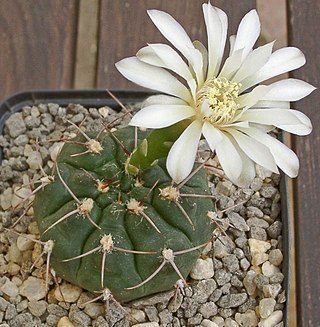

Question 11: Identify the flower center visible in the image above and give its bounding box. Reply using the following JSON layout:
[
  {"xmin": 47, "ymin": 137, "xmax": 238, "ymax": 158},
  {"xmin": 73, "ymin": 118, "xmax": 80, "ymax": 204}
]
[{"xmin": 197, "ymin": 77, "xmax": 241, "ymax": 125}]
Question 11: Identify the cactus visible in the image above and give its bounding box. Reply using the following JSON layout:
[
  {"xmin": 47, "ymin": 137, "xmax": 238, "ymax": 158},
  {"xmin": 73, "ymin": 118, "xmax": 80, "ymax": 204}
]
[{"xmin": 33, "ymin": 124, "xmax": 215, "ymax": 302}]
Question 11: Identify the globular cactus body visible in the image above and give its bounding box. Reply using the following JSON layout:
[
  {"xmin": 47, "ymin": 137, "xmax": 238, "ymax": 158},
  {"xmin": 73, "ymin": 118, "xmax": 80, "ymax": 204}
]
[{"xmin": 33, "ymin": 126, "xmax": 214, "ymax": 302}]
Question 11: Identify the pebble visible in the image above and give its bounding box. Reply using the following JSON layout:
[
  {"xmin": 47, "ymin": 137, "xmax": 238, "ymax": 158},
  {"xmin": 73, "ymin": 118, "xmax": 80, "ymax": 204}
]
[
  {"xmin": 215, "ymin": 269, "xmax": 231, "ymax": 286},
  {"xmin": 248, "ymin": 239, "xmax": 271, "ymax": 254},
  {"xmin": 268, "ymin": 249, "xmax": 283, "ymax": 266},
  {"xmin": 251, "ymin": 224, "xmax": 268, "ymax": 239},
  {"xmin": 228, "ymin": 212, "xmax": 250, "ymax": 232},
  {"xmin": 69, "ymin": 304, "xmax": 91, "ymax": 327},
  {"xmin": 132, "ymin": 323, "xmax": 159, "ymax": 327},
  {"xmin": 217, "ymin": 293, "xmax": 248, "ymax": 308},
  {"xmin": 19, "ymin": 276, "xmax": 46, "ymax": 301},
  {"xmin": 225, "ymin": 318, "xmax": 239, "ymax": 327},
  {"xmin": 213, "ymin": 236, "xmax": 236, "ymax": 258},
  {"xmin": 243, "ymin": 271, "xmax": 257, "ymax": 295},
  {"xmin": 16, "ymin": 234, "xmax": 36, "ymax": 251},
  {"xmin": 28, "ymin": 300, "xmax": 47, "ymax": 317},
  {"xmin": 193, "ymin": 279, "xmax": 217, "ymax": 303},
  {"xmin": 0, "ymin": 278, "xmax": 19, "ymax": 297},
  {"xmin": 222, "ymin": 254, "xmax": 240, "ymax": 273},
  {"xmin": 57, "ymin": 316, "xmax": 75, "ymax": 327},
  {"xmin": 235, "ymin": 309, "xmax": 259, "ymax": 327},
  {"xmin": 54, "ymin": 283, "xmax": 82, "ymax": 303},
  {"xmin": 262, "ymin": 261, "xmax": 280, "ymax": 277},
  {"xmin": 216, "ymin": 180, "xmax": 234, "ymax": 196},
  {"xmin": 258, "ymin": 310, "xmax": 283, "ymax": 327},
  {"xmin": 262, "ymin": 283, "xmax": 282, "ymax": 298},
  {"xmin": 190, "ymin": 258, "xmax": 214, "ymax": 280},
  {"xmin": 5, "ymin": 113, "xmax": 26, "ymax": 138},
  {"xmin": 198, "ymin": 301, "xmax": 218, "ymax": 318},
  {"xmin": 212, "ymin": 316, "xmax": 225, "ymax": 326},
  {"xmin": 259, "ymin": 298, "xmax": 276, "ymax": 318},
  {"xmin": 267, "ymin": 221, "xmax": 282, "ymax": 239},
  {"xmin": 251, "ymin": 252, "xmax": 269, "ymax": 267},
  {"xmin": 201, "ymin": 320, "xmax": 219, "ymax": 327},
  {"xmin": 82, "ymin": 303, "xmax": 104, "ymax": 319}
]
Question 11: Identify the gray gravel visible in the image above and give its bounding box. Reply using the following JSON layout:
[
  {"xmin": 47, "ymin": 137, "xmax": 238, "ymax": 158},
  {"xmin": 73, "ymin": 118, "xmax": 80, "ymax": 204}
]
[{"xmin": 0, "ymin": 102, "xmax": 286, "ymax": 326}]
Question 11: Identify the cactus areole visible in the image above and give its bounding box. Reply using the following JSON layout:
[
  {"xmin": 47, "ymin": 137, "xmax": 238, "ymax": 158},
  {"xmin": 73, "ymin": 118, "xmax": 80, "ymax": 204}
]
[{"xmin": 33, "ymin": 126, "xmax": 215, "ymax": 302}]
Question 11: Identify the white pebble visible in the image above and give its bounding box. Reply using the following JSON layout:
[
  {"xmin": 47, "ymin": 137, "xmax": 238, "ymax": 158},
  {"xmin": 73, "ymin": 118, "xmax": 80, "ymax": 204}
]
[
  {"xmin": 263, "ymin": 284, "xmax": 282, "ymax": 298},
  {"xmin": 57, "ymin": 316, "xmax": 75, "ymax": 327},
  {"xmin": 17, "ymin": 234, "xmax": 36, "ymax": 251},
  {"xmin": 54, "ymin": 283, "xmax": 82, "ymax": 302},
  {"xmin": 26, "ymin": 151, "xmax": 43, "ymax": 170},
  {"xmin": 268, "ymin": 249, "xmax": 283, "ymax": 266},
  {"xmin": 0, "ymin": 278, "xmax": 19, "ymax": 297},
  {"xmin": 252, "ymin": 252, "xmax": 269, "ymax": 266},
  {"xmin": 19, "ymin": 276, "xmax": 46, "ymax": 301},
  {"xmin": 262, "ymin": 261, "xmax": 280, "ymax": 277},
  {"xmin": 201, "ymin": 319, "xmax": 219, "ymax": 327},
  {"xmin": 259, "ymin": 298, "xmax": 276, "ymax": 318},
  {"xmin": 0, "ymin": 188, "xmax": 13, "ymax": 210},
  {"xmin": 248, "ymin": 239, "xmax": 271, "ymax": 254},
  {"xmin": 98, "ymin": 107, "xmax": 110, "ymax": 118},
  {"xmin": 132, "ymin": 323, "xmax": 159, "ymax": 327},
  {"xmin": 258, "ymin": 310, "xmax": 283, "ymax": 327},
  {"xmin": 235, "ymin": 309, "xmax": 259, "ymax": 327},
  {"xmin": 190, "ymin": 258, "xmax": 214, "ymax": 280},
  {"xmin": 243, "ymin": 270, "xmax": 257, "ymax": 295}
]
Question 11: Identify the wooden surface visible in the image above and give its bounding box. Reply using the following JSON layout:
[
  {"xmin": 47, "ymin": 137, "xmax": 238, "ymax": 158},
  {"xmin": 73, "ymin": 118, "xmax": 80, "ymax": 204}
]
[
  {"xmin": 97, "ymin": 0, "xmax": 256, "ymax": 90},
  {"xmin": 288, "ymin": 1, "xmax": 320, "ymax": 326},
  {"xmin": 0, "ymin": 0, "xmax": 78, "ymax": 100},
  {"xmin": 0, "ymin": 1, "xmax": 319, "ymax": 325}
]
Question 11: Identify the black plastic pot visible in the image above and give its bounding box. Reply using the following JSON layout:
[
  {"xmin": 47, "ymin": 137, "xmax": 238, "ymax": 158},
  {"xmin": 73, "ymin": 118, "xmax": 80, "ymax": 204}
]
[{"xmin": 0, "ymin": 89, "xmax": 291, "ymax": 326}]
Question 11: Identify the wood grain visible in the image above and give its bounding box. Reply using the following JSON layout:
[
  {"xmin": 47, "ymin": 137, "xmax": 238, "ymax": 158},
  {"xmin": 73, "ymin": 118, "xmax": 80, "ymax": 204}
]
[
  {"xmin": 0, "ymin": 0, "xmax": 78, "ymax": 101},
  {"xmin": 288, "ymin": 1, "xmax": 320, "ymax": 326},
  {"xmin": 97, "ymin": 0, "xmax": 256, "ymax": 90}
]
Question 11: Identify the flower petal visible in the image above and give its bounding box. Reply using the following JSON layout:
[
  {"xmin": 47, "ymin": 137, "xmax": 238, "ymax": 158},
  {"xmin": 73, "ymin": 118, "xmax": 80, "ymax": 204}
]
[
  {"xmin": 193, "ymin": 40, "xmax": 208, "ymax": 77},
  {"xmin": 237, "ymin": 85, "xmax": 270, "ymax": 110},
  {"xmin": 239, "ymin": 127, "xmax": 299, "ymax": 177},
  {"xmin": 228, "ymin": 137, "xmax": 256, "ymax": 187},
  {"xmin": 166, "ymin": 120, "xmax": 202, "ymax": 183},
  {"xmin": 261, "ymin": 78, "xmax": 316, "ymax": 101},
  {"xmin": 255, "ymin": 100, "xmax": 290, "ymax": 109},
  {"xmin": 116, "ymin": 57, "xmax": 191, "ymax": 102},
  {"xmin": 241, "ymin": 47, "xmax": 306, "ymax": 90},
  {"xmin": 147, "ymin": 9, "xmax": 203, "ymax": 84},
  {"xmin": 240, "ymin": 108, "xmax": 312, "ymax": 135},
  {"xmin": 232, "ymin": 9, "xmax": 261, "ymax": 60},
  {"xmin": 203, "ymin": 3, "xmax": 228, "ymax": 77},
  {"xmin": 219, "ymin": 49, "xmax": 244, "ymax": 79},
  {"xmin": 225, "ymin": 128, "xmax": 278, "ymax": 173},
  {"xmin": 137, "ymin": 44, "xmax": 194, "ymax": 82},
  {"xmin": 143, "ymin": 95, "xmax": 187, "ymax": 106},
  {"xmin": 129, "ymin": 105, "xmax": 195, "ymax": 129},
  {"xmin": 233, "ymin": 42, "xmax": 274, "ymax": 85},
  {"xmin": 202, "ymin": 123, "xmax": 243, "ymax": 182}
]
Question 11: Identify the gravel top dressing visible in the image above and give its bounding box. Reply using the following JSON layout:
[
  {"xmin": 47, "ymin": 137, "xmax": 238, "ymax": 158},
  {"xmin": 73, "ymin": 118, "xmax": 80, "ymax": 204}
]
[{"xmin": 0, "ymin": 102, "xmax": 285, "ymax": 327}]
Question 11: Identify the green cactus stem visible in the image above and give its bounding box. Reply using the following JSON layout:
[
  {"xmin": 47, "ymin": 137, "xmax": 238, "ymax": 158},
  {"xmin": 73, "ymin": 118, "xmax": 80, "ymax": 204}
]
[{"xmin": 33, "ymin": 125, "xmax": 215, "ymax": 302}]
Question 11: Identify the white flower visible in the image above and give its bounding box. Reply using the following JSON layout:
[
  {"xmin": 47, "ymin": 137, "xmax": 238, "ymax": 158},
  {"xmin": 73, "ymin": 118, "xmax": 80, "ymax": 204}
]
[{"xmin": 116, "ymin": 2, "xmax": 314, "ymax": 186}]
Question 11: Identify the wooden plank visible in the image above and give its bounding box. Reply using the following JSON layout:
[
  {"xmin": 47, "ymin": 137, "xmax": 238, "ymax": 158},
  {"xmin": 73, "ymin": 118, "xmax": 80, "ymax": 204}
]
[
  {"xmin": 74, "ymin": 0, "xmax": 100, "ymax": 89},
  {"xmin": 0, "ymin": 0, "xmax": 78, "ymax": 101},
  {"xmin": 288, "ymin": 1, "xmax": 320, "ymax": 326},
  {"xmin": 97, "ymin": 0, "xmax": 256, "ymax": 90}
]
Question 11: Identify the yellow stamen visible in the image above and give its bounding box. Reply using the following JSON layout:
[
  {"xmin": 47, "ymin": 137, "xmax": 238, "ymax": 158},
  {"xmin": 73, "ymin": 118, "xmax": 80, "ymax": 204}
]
[{"xmin": 197, "ymin": 77, "xmax": 241, "ymax": 126}]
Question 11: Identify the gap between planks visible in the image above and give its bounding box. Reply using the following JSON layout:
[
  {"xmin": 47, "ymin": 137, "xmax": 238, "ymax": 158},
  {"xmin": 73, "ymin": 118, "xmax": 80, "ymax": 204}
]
[{"xmin": 74, "ymin": 0, "xmax": 100, "ymax": 89}]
